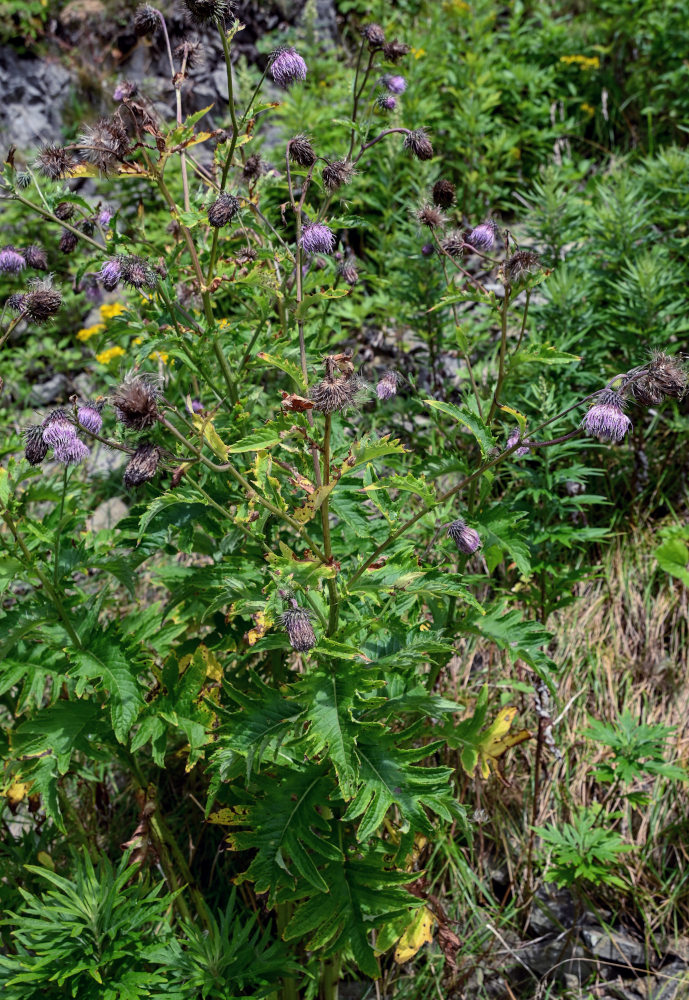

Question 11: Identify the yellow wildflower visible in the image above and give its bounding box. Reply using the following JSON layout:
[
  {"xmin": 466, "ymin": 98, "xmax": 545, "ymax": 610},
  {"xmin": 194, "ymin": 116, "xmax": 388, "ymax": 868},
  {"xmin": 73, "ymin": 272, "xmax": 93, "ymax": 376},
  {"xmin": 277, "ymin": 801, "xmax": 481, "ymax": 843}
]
[
  {"xmin": 100, "ymin": 302, "xmax": 126, "ymax": 321},
  {"xmin": 560, "ymin": 54, "xmax": 600, "ymax": 70},
  {"xmin": 133, "ymin": 336, "xmax": 143, "ymax": 346},
  {"xmin": 76, "ymin": 322, "xmax": 105, "ymax": 342},
  {"xmin": 581, "ymin": 102, "xmax": 595, "ymax": 116},
  {"xmin": 149, "ymin": 351, "xmax": 170, "ymax": 365},
  {"xmin": 95, "ymin": 345, "xmax": 126, "ymax": 364},
  {"xmin": 411, "ymin": 47, "xmax": 426, "ymax": 59},
  {"xmin": 419, "ymin": 622, "xmax": 431, "ymax": 632}
]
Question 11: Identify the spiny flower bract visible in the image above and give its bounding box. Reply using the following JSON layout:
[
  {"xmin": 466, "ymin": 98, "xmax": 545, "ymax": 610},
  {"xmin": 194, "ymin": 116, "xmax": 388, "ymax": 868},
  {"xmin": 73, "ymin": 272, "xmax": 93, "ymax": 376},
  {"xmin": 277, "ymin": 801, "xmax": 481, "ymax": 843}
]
[
  {"xmin": 447, "ymin": 518, "xmax": 481, "ymax": 554},
  {"xmin": 300, "ymin": 222, "xmax": 335, "ymax": 256},
  {"xmin": 123, "ymin": 442, "xmax": 161, "ymax": 488},
  {"xmin": 0, "ymin": 246, "xmax": 26, "ymax": 273},
  {"xmin": 207, "ymin": 192, "xmax": 240, "ymax": 228},
  {"xmin": 403, "ymin": 128, "xmax": 434, "ymax": 160},
  {"xmin": 271, "ymin": 47, "xmax": 308, "ymax": 88},
  {"xmin": 281, "ymin": 601, "xmax": 317, "ymax": 652},
  {"xmin": 581, "ymin": 390, "xmax": 632, "ymax": 443},
  {"xmin": 113, "ymin": 373, "xmax": 161, "ymax": 430}
]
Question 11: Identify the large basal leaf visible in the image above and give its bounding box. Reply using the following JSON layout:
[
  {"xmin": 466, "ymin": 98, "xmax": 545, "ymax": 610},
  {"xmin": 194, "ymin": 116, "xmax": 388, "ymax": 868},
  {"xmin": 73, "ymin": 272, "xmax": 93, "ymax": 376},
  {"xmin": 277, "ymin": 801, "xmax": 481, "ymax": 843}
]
[{"xmin": 69, "ymin": 630, "xmax": 144, "ymax": 744}]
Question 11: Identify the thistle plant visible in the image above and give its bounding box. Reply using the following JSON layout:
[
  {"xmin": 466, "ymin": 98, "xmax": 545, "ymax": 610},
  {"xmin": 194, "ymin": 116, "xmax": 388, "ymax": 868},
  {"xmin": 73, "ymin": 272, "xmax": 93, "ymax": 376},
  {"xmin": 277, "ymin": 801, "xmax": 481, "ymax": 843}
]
[{"xmin": 0, "ymin": 7, "xmax": 686, "ymax": 999}]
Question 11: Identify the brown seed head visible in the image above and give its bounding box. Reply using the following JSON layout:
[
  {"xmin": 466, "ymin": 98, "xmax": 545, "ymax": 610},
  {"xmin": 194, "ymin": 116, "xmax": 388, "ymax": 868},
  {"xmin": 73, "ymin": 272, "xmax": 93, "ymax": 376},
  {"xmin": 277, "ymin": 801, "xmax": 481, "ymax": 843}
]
[
  {"xmin": 361, "ymin": 23, "xmax": 386, "ymax": 48},
  {"xmin": 418, "ymin": 205, "xmax": 444, "ymax": 229},
  {"xmin": 288, "ymin": 134, "xmax": 317, "ymax": 167},
  {"xmin": 322, "ymin": 159, "xmax": 354, "ymax": 192},
  {"xmin": 35, "ymin": 144, "xmax": 76, "ymax": 180},
  {"xmin": 503, "ymin": 250, "xmax": 541, "ymax": 284},
  {"xmin": 123, "ymin": 442, "xmax": 161, "ymax": 488},
  {"xmin": 403, "ymin": 128, "xmax": 433, "ymax": 161},
  {"xmin": 432, "ymin": 179, "xmax": 456, "ymax": 208},
  {"xmin": 383, "ymin": 39, "xmax": 410, "ymax": 62},
  {"xmin": 113, "ymin": 373, "xmax": 161, "ymax": 430}
]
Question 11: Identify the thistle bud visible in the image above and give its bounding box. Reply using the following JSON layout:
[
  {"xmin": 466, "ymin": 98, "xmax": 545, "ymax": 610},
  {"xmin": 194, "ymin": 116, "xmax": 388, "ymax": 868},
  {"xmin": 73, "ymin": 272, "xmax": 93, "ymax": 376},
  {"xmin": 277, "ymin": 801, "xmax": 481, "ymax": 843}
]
[
  {"xmin": 281, "ymin": 599, "xmax": 317, "ymax": 652},
  {"xmin": 362, "ymin": 23, "xmax": 386, "ymax": 49},
  {"xmin": 300, "ymin": 222, "xmax": 335, "ymax": 256},
  {"xmin": 207, "ymin": 192, "xmax": 240, "ymax": 228},
  {"xmin": 337, "ymin": 256, "xmax": 359, "ymax": 286},
  {"xmin": 447, "ymin": 518, "xmax": 481, "ymax": 555},
  {"xmin": 432, "ymin": 179, "xmax": 455, "ymax": 208},
  {"xmin": 6, "ymin": 293, "xmax": 26, "ymax": 312},
  {"xmin": 403, "ymin": 128, "xmax": 433, "ymax": 161},
  {"xmin": 376, "ymin": 370, "xmax": 400, "ymax": 400},
  {"xmin": 376, "ymin": 94, "xmax": 397, "ymax": 112},
  {"xmin": 383, "ymin": 39, "xmax": 410, "ymax": 62},
  {"xmin": 467, "ymin": 220, "xmax": 498, "ymax": 252},
  {"xmin": 581, "ymin": 390, "xmax": 631, "ymax": 444},
  {"xmin": 503, "ymin": 250, "xmax": 540, "ymax": 284},
  {"xmin": 113, "ymin": 374, "xmax": 161, "ymax": 431},
  {"xmin": 55, "ymin": 201, "xmax": 74, "ymax": 221},
  {"xmin": 421, "ymin": 243, "xmax": 435, "ymax": 257},
  {"xmin": 77, "ymin": 402, "xmax": 103, "ymax": 434},
  {"xmin": 22, "ymin": 278, "xmax": 62, "ymax": 323},
  {"xmin": 24, "ymin": 426, "xmax": 48, "ymax": 466},
  {"xmin": 382, "ymin": 74, "xmax": 406, "ymax": 94},
  {"xmin": 100, "ymin": 258, "xmax": 122, "ymax": 290},
  {"xmin": 59, "ymin": 229, "xmax": 79, "ymax": 254},
  {"xmin": 322, "ymin": 159, "xmax": 354, "ymax": 192},
  {"xmin": 119, "ymin": 255, "xmax": 159, "ymax": 290},
  {"xmin": 242, "ymin": 153, "xmax": 263, "ymax": 181},
  {"xmin": 181, "ymin": 0, "xmax": 232, "ymax": 23},
  {"xmin": 417, "ymin": 205, "xmax": 444, "ymax": 229},
  {"xmin": 123, "ymin": 442, "xmax": 161, "ymax": 488},
  {"xmin": 21, "ymin": 245, "xmax": 49, "ymax": 270},
  {"xmin": 133, "ymin": 4, "xmax": 159, "ymax": 36},
  {"xmin": 506, "ymin": 429, "xmax": 529, "ymax": 456},
  {"xmin": 35, "ymin": 144, "xmax": 76, "ymax": 180},
  {"xmin": 270, "ymin": 47, "xmax": 308, "ymax": 88},
  {"xmin": 288, "ymin": 134, "xmax": 316, "ymax": 167},
  {"xmin": 0, "ymin": 245, "xmax": 26, "ymax": 273}
]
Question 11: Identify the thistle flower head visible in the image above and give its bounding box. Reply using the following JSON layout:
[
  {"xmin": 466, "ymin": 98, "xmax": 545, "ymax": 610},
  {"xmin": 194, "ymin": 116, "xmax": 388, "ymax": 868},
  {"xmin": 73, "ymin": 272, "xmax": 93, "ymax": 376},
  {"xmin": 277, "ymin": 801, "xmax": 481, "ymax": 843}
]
[
  {"xmin": 123, "ymin": 442, "xmax": 161, "ymax": 488},
  {"xmin": 382, "ymin": 74, "xmax": 406, "ymax": 94},
  {"xmin": 98, "ymin": 206, "xmax": 114, "ymax": 228},
  {"xmin": 80, "ymin": 117, "xmax": 130, "ymax": 174},
  {"xmin": 383, "ymin": 39, "xmax": 410, "ymax": 62},
  {"xmin": 300, "ymin": 222, "xmax": 335, "ymax": 256},
  {"xmin": 288, "ymin": 134, "xmax": 316, "ymax": 167},
  {"xmin": 24, "ymin": 426, "xmax": 48, "ymax": 466},
  {"xmin": 242, "ymin": 153, "xmax": 263, "ymax": 181},
  {"xmin": 112, "ymin": 373, "xmax": 161, "ymax": 430},
  {"xmin": 337, "ymin": 256, "xmax": 359, "ymax": 286},
  {"xmin": 55, "ymin": 202, "xmax": 74, "ymax": 221},
  {"xmin": 376, "ymin": 370, "xmax": 400, "ymax": 400},
  {"xmin": 432, "ymin": 178, "xmax": 455, "ymax": 208},
  {"xmin": 403, "ymin": 128, "xmax": 433, "ymax": 161},
  {"xmin": 417, "ymin": 205, "xmax": 444, "ymax": 229},
  {"xmin": 6, "ymin": 292, "xmax": 26, "ymax": 312},
  {"xmin": 77, "ymin": 401, "xmax": 103, "ymax": 434},
  {"xmin": 581, "ymin": 390, "xmax": 632, "ymax": 443},
  {"xmin": 0, "ymin": 245, "xmax": 26, "ymax": 273},
  {"xmin": 113, "ymin": 80, "xmax": 138, "ymax": 101},
  {"xmin": 133, "ymin": 3, "xmax": 159, "ymax": 35},
  {"xmin": 311, "ymin": 374, "xmax": 362, "ymax": 414},
  {"xmin": 181, "ymin": 0, "xmax": 232, "ymax": 23},
  {"xmin": 628, "ymin": 352, "xmax": 688, "ymax": 404},
  {"xmin": 447, "ymin": 518, "xmax": 481, "ymax": 555},
  {"xmin": 59, "ymin": 229, "xmax": 79, "ymax": 254},
  {"xmin": 22, "ymin": 277, "xmax": 62, "ymax": 323},
  {"xmin": 119, "ymin": 255, "xmax": 159, "ymax": 290},
  {"xmin": 22, "ymin": 245, "xmax": 49, "ymax": 270},
  {"xmin": 281, "ymin": 599, "xmax": 317, "ymax": 652},
  {"xmin": 41, "ymin": 409, "xmax": 75, "ymax": 448},
  {"xmin": 207, "ymin": 192, "xmax": 240, "ymax": 228},
  {"xmin": 35, "ymin": 144, "xmax": 75, "ymax": 180},
  {"xmin": 440, "ymin": 231, "xmax": 465, "ymax": 257},
  {"xmin": 506, "ymin": 428, "xmax": 529, "ymax": 456},
  {"xmin": 270, "ymin": 46, "xmax": 308, "ymax": 88},
  {"xmin": 53, "ymin": 436, "xmax": 90, "ymax": 465},
  {"xmin": 503, "ymin": 249, "xmax": 540, "ymax": 284},
  {"xmin": 361, "ymin": 23, "xmax": 386, "ymax": 48},
  {"xmin": 322, "ymin": 159, "xmax": 354, "ymax": 192},
  {"xmin": 376, "ymin": 94, "xmax": 397, "ymax": 111},
  {"xmin": 467, "ymin": 220, "xmax": 498, "ymax": 252}
]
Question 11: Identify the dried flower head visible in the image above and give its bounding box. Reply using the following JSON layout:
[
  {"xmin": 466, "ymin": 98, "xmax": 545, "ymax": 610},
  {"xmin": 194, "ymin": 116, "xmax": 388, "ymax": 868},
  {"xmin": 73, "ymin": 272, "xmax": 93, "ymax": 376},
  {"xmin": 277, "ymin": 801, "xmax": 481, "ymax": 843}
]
[
  {"xmin": 113, "ymin": 80, "xmax": 138, "ymax": 101},
  {"xmin": 270, "ymin": 47, "xmax": 308, "ymax": 88},
  {"xmin": 242, "ymin": 153, "xmax": 263, "ymax": 181},
  {"xmin": 35, "ymin": 144, "xmax": 75, "ymax": 180},
  {"xmin": 181, "ymin": 0, "xmax": 232, "ymax": 23},
  {"xmin": 376, "ymin": 370, "xmax": 400, "ymax": 400},
  {"xmin": 467, "ymin": 220, "xmax": 498, "ymax": 252},
  {"xmin": 22, "ymin": 278, "xmax": 62, "ymax": 323},
  {"xmin": 207, "ymin": 192, "xmax": 240, "ymax": 228},
  {"xmin": 322, "ymin": 159, "xmax": 354, "ymax": 192},
  {"xmin": 300, "ymin": 222, "xmax": 335, "ymax": 256},
  {"xmin": 0, "ymin": 245, "xmax": 26, "ymax": 273},
  {"xmin": 100, "ymin": 258, "xmax": 122, "ymax": 291},
  {"xmin": 376, "ymin": 94, "xmax": 397, "ymax": 111},
  {"xmin": 503, "ymin": 249, "xmax": 540, "ymax": 284},
  {"xmin": 506, "ymin": 428, "xmax": 529, "ymax": 456},
  {"xmin": 24, "ymin": 425, "xmax": 48, "ymax": 466},
  {"xmin": 403, "ymin": 128, "xmax": 433, "ymax": 160},
  {"xmin": 432, "ymin": 178, "xmax": 455, "ymax": 208},
  {"xmin": 77, "ymin": 402, "xmax": 103, "ymax": 434},
  {"xmin": 80, "ymin": 117, "xmax": 131, "ymax": 174},
  {"xmin": 123, "ymin": 442, "xmax": 161, "ymax": 488},
  {"xmin": 113, "ymin": 373, "xmax": 161, "ymax": 430},
  {"xmin": 55, "ymin": 201, "xmax": 75, "ymax": 221},
  {"xmin": 59, "ymin": 229, "xmax": 79, "ymax": 254},
  {"xmin": 447, "ymin": 518, "xmax": 481, "ymax": 555},
  {"xmin": 383, "ymin": 39, "xmax": 410, "ymax": 62},
  {"xmin": 288, "ymin": 134, "xmax": 316, "ymax": 167},
  {"xmin": 361, "ymin": 23, "xmax": 386, "ymax": 48},
  {"xmin": 21, "ymin": 245, "xmax": 48, "ymax": 270},
  {"xmin": 581, "ymin": 390, "xmax": 632, "ymax": 443},
  {"xmin": 382, "ymin": 74, "xmax": 406, "ymax": 95},
  {"xmin": 119, "ymin": 255, "xmax": 159, "ymax": 290},
  {"xmin": 133, "ymin": 4, "xmax": 159, "ymax": 35},
  {"xmin": 628, "ymin": 352, "xmax": 688, "ymax": 405},
  {"xmin": 311, "ymin": 374, "xmax": 362, "ymax": 413},
  {"xmin": 439, "ymin": 231, "xmax": 465, "ymax": 257},
  {"xmin": 337, "ymin": 256, "xmax": 359, "ymax": 286},
  {"xmin": 281, "ymin": 599, "xmax": 317, "ymax": 652},
  {"xmin": 417, "ymin": 205, "xmax": 444, "ymax": 229}
]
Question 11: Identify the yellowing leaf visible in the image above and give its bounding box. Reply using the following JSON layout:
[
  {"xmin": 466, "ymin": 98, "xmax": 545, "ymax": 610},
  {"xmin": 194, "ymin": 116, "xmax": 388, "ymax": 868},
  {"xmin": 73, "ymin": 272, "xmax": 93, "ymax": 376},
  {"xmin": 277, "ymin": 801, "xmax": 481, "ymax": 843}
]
[
  {"xmin": 208, "ymin": 808, "xmax": 236, "ymax": 825},
  {"xmin": 477, "ymin": 706, "xmax": 532, "ymax": 778},
  {"xmin": 7, "ymin": 780, "xmax": 30, "ymax": 806},
  {"xmin": 36, "ymin": 851, "xmax": 55, "ymax": 870},
  {"xmin": 393, "ymin": 906, "xmax": 435, "ymax": 963},
  {"xmin": 292, "ymin": 481, "xmax": 336, "ymax": 524},
  {"xmin": 248, "ymin": 610, "xmax": 272, "ymax": 646},
  {"xmin": 191, "ymin": 414, "xmax": 230, "ymax": 460}
]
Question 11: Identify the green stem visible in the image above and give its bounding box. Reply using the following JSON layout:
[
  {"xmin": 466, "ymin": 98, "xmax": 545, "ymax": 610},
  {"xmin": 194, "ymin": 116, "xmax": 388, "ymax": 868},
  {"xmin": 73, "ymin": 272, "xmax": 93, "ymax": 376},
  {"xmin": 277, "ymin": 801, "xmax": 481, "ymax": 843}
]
[
  {"xmin": 488, "ymin": 288, "xmax": 510, "ymax": 422},
  {"xmin": 53, "ymin": 466, "xmax": 69, "ymax": 587},
  {"xmin": 277, "ymin": 902, "xmax": 299, "ymax": 1000},
  {"xmin": 3, "ymin": 192, "xmax": 105, "ymax": 252},
  {"xmin": 321, "ymin": 415, "xmax": 339, "ymax": 636}
]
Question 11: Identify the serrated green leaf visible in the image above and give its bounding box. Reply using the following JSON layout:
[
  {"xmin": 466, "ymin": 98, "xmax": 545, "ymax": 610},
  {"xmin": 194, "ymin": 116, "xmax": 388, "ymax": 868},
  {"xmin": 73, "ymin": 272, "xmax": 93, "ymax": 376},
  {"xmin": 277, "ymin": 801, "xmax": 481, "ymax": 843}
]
[
  {"xmin": 424, "ymin": 399, "xmax": 495, "ymax": 457},
  {"xmin": 69, "ymin": 632, "xmax": 143, "ymax": 743}
]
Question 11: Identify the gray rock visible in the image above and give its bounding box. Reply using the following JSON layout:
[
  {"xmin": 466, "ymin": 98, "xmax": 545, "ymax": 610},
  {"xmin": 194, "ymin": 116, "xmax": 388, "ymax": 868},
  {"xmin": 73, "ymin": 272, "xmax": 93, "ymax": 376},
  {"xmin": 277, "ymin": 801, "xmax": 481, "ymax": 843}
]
[
  {"xmin": 581, "ymin": 926, "xmax": 647, "ymax": 969},
  {"xmin": 650, "ymin": 961, "xmax": 689, "ymax": 1000},
  {"xmin": 0, "ymin": 47, "xmax": 71, "ymax": 148},
  {"xmin": 30, "ymin": 373, "xmax": 69, "ymax": 405},
  {"xmin": 520, "ymin": 935, "xmax": 595, "ymax": 983},
  {"xmin": 86, "ymin": 496, "xmax": 128, "ymax": 532}
]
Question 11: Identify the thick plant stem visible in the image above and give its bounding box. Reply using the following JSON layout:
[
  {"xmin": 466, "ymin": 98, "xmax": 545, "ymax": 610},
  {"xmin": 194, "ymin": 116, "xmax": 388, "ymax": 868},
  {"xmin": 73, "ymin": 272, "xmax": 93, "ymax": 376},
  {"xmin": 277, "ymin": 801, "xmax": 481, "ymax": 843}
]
[
  {"xmin": 277, "ymin": 902, "xmax": 299, "ymax": 1000},
  {"xmin": 321, "ymin": 415, "xmax": 339, "ymax": 635},
  {"xmin": 320, "ymin": 955, "xmax": 341, "ymax": 1000},
  {"xmin": 488, "ymin": 288, "xmax": 511, "ymax": 422},
  {"xmin": 53, "ymin": 466, "xmax": 68, "ymax": 587}
]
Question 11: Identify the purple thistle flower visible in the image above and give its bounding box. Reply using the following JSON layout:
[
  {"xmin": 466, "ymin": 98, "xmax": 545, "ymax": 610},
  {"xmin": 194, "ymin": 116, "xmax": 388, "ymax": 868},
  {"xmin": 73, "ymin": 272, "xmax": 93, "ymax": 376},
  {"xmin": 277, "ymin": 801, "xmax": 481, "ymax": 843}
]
[
  {"xmin": 467, "ymin": 220, "xmax": 498, "ymax": 252},
  {"xmin": 281, "ymin": 599, "xmax": 317, "ymax": 651},
  {"xmin": 300, "ymin": 222, "xmax": 335, "ymax": 256},
  {"xmin": 98, "ymin": 206, "xmax": 114, "ymax": 228},
  {"xmin": 421, "ymin": 243, "xmax": 435, "ymax": 257},
  {"xmin": 581, "ymin": 390, "xmax": 632, "ymax": 443},
  {"xmin": 42, "ymin": 409, "xmax": 76, "ymax": 448},
  {"xmin": 78, "ymin": 403, "xmax": 103, "ymax": 434},
  {"xmin": 376, "ymin": 94, "xmax": 397, "ymax": 111},
  {"xmin": 191, "ymin": 399, "xmax": 204, "ymax": 413},
  {"xmin": 53, "ymin": 436, "xmax": 90, "ymax": 465},
  {"xmin": 99, "ymin": 258, "xmax": 122, "ymax": 291},
  {"xmin": 382, "ymin": 74, "xmax": 406, "ymax": 94},
  {"xmin": 376, "ymin": 370, "xmax": 400, "ymax": 400},
  {"xmin": 270, "ymin": 47, "xmax": 308, "ymax": 88},
  {"xmin": 22, "ymin": 245, "xmax": 49, "ymax": 270},
  {"xmin": 0, "ymin": 245, "xmax": 26, "ymax": 273},
  {"xmin": 506, "ymin": 428, "xmax": 529, "ymax": 456},
  {"xmin": 447, "ymin": 518, "xmax": 481, "ymax": 555},
  {"xmin": 113, "ymin": 80, "xmax": 137, "ymax": 101}
]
